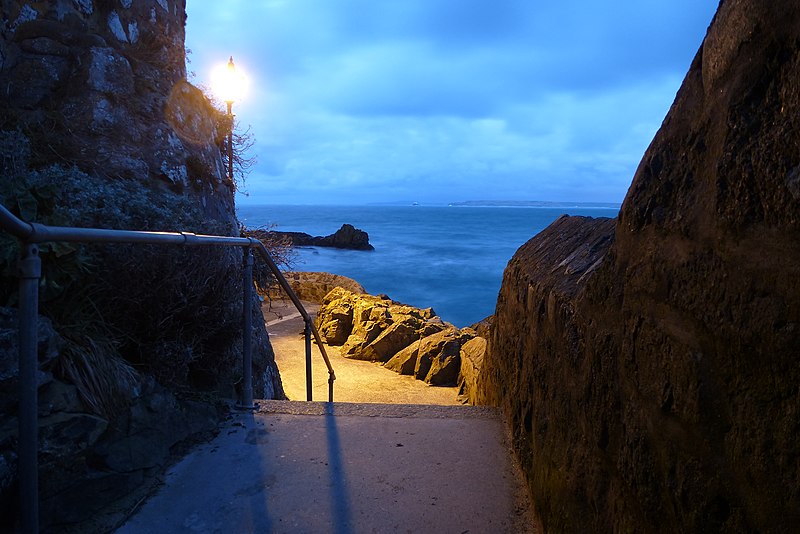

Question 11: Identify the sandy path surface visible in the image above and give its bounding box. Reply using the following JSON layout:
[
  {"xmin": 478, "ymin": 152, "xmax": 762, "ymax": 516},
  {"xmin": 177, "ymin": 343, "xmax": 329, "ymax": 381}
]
[{"xmin": 262, "ymin": 298, "xmax": 461, "ymax": 405}]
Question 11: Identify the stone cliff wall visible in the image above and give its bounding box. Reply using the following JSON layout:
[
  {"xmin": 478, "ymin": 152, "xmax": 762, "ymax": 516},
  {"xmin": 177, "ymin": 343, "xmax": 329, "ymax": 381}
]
[
  {"xmin": 480, "ymin": 1, "xmax": 800, "ymax": 532},
  {"xmin": 0, "ymin": 1, "xmax": 284, "ymax": 529},
  {"xmin": 1, "ymin": 0, "xmax": 235, "ymax": 226}
]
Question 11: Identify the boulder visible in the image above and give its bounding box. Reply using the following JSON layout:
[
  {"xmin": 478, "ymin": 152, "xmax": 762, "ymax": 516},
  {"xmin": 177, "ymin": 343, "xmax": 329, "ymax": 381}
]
[
  {"xmin": 384, "ymin": 341, "xmax": 421, "ymax": 375},
  {"xmin": 317, "ymin": 301, "xmax": 354, "ymax": 346},
  {"xmin": 317, "ymin": 288, "xmax": 473, "ymax": 386},
  {"xmin": 38, "ymin": 380, "xmax": 84, "ymax": 416},
  {"xmin": 458, "ymin": 336, "xmax": 486, "ymax": 405},
  {"xmin": 413, "ymin": 327, "xmax": 474, "ymax": 386},
  {"xmin": 360, "ymin": 316, "xmax": 420, "ymax": 362},
  {"xmin": 323, "ymin": 291, "xmax": 445, "ymax": 361},
  {"xmin": 341, "ymin": 298, "xmax": 391, "ymax": 359},
  {"xmin": 38, "ymin": 412, "xmax": 108, "ymax": 464},
  {"xmin": 423, "ymin": 352, "xmax": 461, "ymax": 386}
]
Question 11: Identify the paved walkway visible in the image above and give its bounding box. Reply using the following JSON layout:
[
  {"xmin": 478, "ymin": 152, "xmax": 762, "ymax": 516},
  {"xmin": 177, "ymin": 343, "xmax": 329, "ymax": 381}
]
[
  {"xmin": 118, "ymin": 299, "xmax": 537, "ymax": 533},
  {"xmin": 118, "ymin": 401, "xmax": 535, "ymax": 533}
]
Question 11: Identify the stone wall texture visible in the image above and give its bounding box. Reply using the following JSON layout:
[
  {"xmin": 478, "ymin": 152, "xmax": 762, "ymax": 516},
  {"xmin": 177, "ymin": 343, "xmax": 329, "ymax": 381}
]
[
  {"xmin": 0, "ymin": 0, "xmax": 237, "ymax": 226},
  {"xmin": 0, "ymin": 1, "xmax": 284, "ymax": 529},
  {"xmin": 479, "ymin": 1, "xmax": 800, "ymax": 532}
]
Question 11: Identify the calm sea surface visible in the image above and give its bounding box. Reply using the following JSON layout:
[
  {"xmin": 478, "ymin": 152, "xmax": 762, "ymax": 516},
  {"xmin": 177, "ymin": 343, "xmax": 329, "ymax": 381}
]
[{"xmin": 237, "ymin": 205, "xmax": 618, "ymax": 327}]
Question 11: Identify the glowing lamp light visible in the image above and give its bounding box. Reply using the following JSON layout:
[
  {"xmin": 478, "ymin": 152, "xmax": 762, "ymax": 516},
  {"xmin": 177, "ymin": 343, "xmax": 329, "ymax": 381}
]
[
  {"xmin": 212, "ymin": 56, "xmax": 248, "ymax": 105},
  {"xmin": 212, "ymin": 55, "xmax": 248, "ymax": 189}
]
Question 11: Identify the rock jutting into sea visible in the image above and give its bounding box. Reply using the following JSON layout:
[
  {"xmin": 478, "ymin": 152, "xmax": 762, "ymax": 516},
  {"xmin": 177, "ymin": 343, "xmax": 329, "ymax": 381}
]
[
  {"xmin": 266, "ymin": 223, "xmax": 374, "ymax": 250},
  {"xmin": 314, "ymin": 287, "xmax": 485, "ymax": 404}
]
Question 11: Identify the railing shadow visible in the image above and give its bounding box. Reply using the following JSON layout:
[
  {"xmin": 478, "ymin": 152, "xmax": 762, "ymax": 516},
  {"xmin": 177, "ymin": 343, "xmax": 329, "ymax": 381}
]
[{"xmin": 326, "ymin": 403, "xmax": 354, "ymax": 534}]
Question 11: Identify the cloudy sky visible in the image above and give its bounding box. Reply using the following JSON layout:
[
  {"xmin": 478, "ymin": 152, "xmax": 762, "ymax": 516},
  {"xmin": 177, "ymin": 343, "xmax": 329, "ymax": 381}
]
[{"xmin": 185, "ymin": 0, "xmax": 719, "ymax": 206}]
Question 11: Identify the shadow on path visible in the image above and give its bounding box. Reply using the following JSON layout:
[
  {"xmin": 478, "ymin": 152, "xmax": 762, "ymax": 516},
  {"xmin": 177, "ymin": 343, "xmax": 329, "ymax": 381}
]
[{"xmin": 326, "ymin": 403, "xmax": 354, "ymax": 534}]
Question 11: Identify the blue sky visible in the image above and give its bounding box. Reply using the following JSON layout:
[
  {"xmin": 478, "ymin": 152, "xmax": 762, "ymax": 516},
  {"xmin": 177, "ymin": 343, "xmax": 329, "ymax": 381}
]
[{"xmin": 185, "ymin": 1, "xmax": 719, "ymax": 206}]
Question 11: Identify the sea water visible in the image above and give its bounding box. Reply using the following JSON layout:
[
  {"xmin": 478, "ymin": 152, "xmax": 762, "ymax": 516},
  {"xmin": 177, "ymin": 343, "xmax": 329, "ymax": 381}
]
[{"xmin": 237, "ymin": 205, "xmax": 619, "ymax": 327}]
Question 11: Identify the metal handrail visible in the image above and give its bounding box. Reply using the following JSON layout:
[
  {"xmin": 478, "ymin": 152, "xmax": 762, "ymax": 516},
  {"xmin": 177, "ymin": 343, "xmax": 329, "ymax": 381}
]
[{"xmin": 0, "ymin": 202, "xmax": 335, "ymax": 532}]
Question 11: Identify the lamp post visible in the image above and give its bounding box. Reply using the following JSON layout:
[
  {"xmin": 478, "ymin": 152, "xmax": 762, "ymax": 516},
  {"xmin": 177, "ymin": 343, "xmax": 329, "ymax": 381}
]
[
  {"xmin": 225, "ymin": 56, "xmax": 235, "ymax": 188},
  {"xmin": 215, "ymin": 56, "xmax": 254, "ymax": 408},
  {"xmin": 214, "ymin": 55, "xmax": 245, "ymax": 187}
]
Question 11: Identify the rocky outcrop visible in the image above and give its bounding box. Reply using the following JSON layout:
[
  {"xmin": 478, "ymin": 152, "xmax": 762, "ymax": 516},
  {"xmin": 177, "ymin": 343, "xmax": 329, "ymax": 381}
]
[
  {"xmin": 316, "ymin": 288, "xmax": 486, "ymax": 388},
  {"xmin": 268, "ymin": 224, "xmax": 375, "ymax": 250},
  {"xmin": 271, "ymin": 271, "xmax": 366, "ymax": 304},
  {"xmin": 479, "ymin": 2, "xmax": 800, "ymax": 532},
  {"xmin": 37, "ymin": 378, "xmax": 219, "ymax": 528}
]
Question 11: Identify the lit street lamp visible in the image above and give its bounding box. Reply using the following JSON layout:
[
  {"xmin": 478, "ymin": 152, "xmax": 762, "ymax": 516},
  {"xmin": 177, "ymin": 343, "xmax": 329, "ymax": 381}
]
[
  {"xmin": 213, "ymin": 55, "xmax": 255, "ymax": 408},
  {"xmin": 213, "ymin": 56, "xmax": 245, "ymax": 188},
  {"xmin": 224, "ymin": 56, "xmax": 236, "ymax": 188}
]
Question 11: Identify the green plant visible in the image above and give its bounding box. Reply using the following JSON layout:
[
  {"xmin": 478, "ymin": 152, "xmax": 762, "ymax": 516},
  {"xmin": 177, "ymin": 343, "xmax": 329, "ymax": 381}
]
[{"xmin": 55, "ymin": 332, "xmax": 138, "ymax": 417}]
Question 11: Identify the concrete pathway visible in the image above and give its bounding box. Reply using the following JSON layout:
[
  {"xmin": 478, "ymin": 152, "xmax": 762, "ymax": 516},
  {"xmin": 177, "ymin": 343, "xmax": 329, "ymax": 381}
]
[
  {"xmin": 118, "ymin": 401, "xmax": 535, "ymax": 533},
  {"xmin": 118, "ymin": 299, "xmax": 536, "ymax": 532}
]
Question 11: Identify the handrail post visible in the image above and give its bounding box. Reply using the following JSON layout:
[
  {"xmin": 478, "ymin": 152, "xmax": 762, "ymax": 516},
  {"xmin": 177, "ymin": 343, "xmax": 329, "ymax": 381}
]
[
  {"xmin": 18, "ymin": 243, "xmax": 41, "ymax": 533},
  {"xmin": 237, "ymin": 248, "xmax": 255, "ymax": 410},
  {"xmin": 304, "ymin": 319, "xmax": 313, "ymax": 401}
]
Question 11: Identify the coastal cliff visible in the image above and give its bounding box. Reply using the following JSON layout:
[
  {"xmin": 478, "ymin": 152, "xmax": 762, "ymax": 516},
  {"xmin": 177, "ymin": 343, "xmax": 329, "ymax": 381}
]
[
  {"xmin": 0, "ymin": 1, "xmax": 283, "ymax": 529},
  {"xmin": 479, "ymin": 1, "xmax": 800, "ymax": 532}
]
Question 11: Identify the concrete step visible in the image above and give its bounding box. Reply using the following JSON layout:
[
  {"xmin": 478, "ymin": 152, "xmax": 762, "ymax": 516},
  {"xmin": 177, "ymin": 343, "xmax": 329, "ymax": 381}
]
[{"xmin": 118, "ymin": 400, "xmax": 536, "ymax": 533}]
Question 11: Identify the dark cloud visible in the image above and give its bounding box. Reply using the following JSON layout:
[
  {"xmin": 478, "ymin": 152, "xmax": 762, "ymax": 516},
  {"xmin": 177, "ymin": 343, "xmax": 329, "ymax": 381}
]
[{"xmin": 186, "ymin": 0, "xmax": 719, "ymax": 204}]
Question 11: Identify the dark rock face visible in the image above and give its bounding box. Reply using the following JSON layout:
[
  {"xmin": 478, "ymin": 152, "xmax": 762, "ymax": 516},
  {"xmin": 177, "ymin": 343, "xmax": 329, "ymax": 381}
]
[
  {"xmin": 268, "ymin": 224, "xmax": 375, "ymax": 250},
  {"xmin": 0, "ymin": 0, "xmax": 235, "ymax": 226},
  {"xmin": 0, "ymin": 309, "xmax": 221, "ymax": 529},
  {"xmin": 480, "ymin": 2, "xmax": 800, "ymax": 532},
  {"xmin": 0, "ymin": 2, "xmax": 284, "ymax": 393},
  {"xmin": 36, "ymin": 378, "xmax": 219, "ymax": 527},
  {"xmin": 0, "ymin": 0, "xmax": 285, "ymax": 529}
]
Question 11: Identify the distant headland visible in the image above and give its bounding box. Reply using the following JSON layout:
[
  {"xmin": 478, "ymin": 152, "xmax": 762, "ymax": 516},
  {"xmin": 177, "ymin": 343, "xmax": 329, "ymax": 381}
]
[
  {"xmin": 366, "ymin": 200, "xmax": 622, "ymax": 208},
  {"xmin": 447, "ymin": 200, "xmax": 622, "ymax": 208}
]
